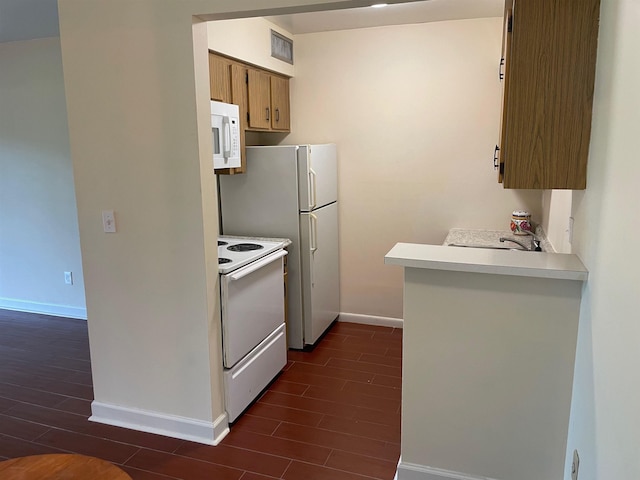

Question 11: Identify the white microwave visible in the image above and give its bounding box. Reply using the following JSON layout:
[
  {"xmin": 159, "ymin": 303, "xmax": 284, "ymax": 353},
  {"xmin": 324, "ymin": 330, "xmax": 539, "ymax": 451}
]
[{"xmin": 211, "ymin": 100, "xmax": 241, "ymax": 170}]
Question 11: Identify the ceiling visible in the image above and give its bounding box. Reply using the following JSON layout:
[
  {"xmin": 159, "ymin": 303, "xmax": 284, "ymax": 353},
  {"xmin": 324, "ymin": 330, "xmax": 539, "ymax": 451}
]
[
  {"xmin": 0, "ymin": 0, "xmax": 504, "ymax": 44},
  {"xmin": 266, "ymin": 0, "xmax": 504, "ymax": 35},
  {"xmin": 0, "ymin": 0, "xmax": 59, "ymax": 43}
]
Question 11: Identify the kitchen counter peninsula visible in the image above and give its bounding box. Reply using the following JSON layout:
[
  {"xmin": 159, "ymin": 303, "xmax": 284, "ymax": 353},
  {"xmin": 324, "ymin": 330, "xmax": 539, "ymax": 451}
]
[
  {"xmin": 385, "ymin": 243, "xmax": 587, "ymax": 480},
  {"xmin": 385, "ymin": 242, "xmax": 587, "ymax": 280}
]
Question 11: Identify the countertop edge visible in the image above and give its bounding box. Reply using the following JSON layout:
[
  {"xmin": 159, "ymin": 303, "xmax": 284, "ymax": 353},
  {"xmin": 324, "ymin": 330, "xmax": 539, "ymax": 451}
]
[{"xmin": 385, "ymin": 243, "xmax": 588, "ymax": 282}]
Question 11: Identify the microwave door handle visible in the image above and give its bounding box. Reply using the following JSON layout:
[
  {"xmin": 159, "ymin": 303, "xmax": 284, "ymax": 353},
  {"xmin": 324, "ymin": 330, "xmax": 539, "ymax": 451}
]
[{"xmin": 222, "ymin": 115, "xmax": 231, "ymax": 159}]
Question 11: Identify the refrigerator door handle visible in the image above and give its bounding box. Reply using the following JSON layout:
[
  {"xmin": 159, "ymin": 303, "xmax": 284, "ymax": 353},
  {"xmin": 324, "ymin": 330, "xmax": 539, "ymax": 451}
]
[
  {"xmin": 310, "ymin": 213, "xmax": 318, "ymax": 254},
  {"xmin": 310, "ymin": 213, "xmax": 318, "ymax": 287},
  {"xmin": 309, "ymin": 168, "xmax": 318, "ymax": 210}
]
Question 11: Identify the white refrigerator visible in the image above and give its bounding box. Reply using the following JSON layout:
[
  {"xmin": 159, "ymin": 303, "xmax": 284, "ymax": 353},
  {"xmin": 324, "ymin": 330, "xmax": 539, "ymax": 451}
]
[{"xmin": 218, "ymin": 144, "xmax": 339, "ymax": 349}]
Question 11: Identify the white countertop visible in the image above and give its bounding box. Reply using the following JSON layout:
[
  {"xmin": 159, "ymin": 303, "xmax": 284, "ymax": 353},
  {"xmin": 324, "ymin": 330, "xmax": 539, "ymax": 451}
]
[{"xmin": 385, "ymin": 243, "xmax": 588, "ymax": 281}]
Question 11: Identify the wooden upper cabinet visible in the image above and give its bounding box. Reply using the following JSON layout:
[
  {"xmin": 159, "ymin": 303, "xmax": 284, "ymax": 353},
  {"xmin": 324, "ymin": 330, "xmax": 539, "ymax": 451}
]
[
  {"xmin": 247, "ymin": 69, "xmax": 272, "ymax": 130},
  {"xmin": 246, "ymin": 69, "xmax": 291, "ymax": 132},
  {"xmin": 229, "ymin": 64, "xmax": 249, "ymax": 174},
  {"xmin": 499, "ymin": 0, "xmax": 600, "ymax": 189},
  {"xmin": 270, "ymin": 75, "xmax": 291, "ymax": 131},
  {"xmin": 209, "ymin": 54, "xmax": 231, "ymax": 103},
  {"xmin": 496, "ymin": 5, "xmax": 513, "ymax": 184}
]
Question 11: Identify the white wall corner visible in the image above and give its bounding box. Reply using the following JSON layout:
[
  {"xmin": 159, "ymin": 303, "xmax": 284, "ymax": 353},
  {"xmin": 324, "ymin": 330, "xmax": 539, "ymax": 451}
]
[
  {"xmin": 541, "ymin": 189, "xmax": 574, "ymax": 254},
  {"xmin": 90, "ymin": 401, "xmax": 229, "ymax": 446},
  {"xmin": 397, "ymin": 461, "xmax": 499, "ymax": 480},
  {"xmin": 541, "ymin": 190, "xmax": 552, "ymax": 236},
  {"xmin": 339, "ymin": 312, "xmax": 403, "ymax": 328},
  {"xmin": 0, "ymin": 298, "xmax": 87, "ymax": 320}
]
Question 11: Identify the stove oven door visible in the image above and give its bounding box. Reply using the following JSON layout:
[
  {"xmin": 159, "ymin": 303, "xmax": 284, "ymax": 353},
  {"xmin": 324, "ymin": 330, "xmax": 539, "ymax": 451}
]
[{"xmin": 221, "ymin": 249, "xmax": 287, "ymax": 368}]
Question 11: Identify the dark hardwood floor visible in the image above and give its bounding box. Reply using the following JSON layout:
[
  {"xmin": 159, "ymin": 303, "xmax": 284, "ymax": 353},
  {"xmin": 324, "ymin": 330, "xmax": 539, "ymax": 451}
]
[{"xmin": 0, "ymin": 309, "xmax": 402, "ymax": 479}]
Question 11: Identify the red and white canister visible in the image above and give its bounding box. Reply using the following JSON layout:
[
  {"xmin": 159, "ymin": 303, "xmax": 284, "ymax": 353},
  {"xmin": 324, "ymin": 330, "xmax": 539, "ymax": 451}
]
[{"xmin": 510, "ymin": 210, "xmax": 532, "ymax": 235}]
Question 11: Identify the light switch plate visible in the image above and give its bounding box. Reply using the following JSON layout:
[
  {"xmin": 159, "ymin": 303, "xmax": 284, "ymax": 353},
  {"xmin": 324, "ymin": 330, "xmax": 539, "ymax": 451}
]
[{"xmin": 102, "ymin": 210, "xmax": 116, "ymax": 233}]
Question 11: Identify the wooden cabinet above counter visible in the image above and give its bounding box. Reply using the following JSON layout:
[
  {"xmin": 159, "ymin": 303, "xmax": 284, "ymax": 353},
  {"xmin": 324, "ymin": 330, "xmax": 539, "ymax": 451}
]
[
  {"xmin": 209, "ymin": 53, "xmax": 232, "ymax": 104},
  {"xmin": 208, "ymin": 52, "xmax": 291, "ymax": 174},
  {"xmin": 497, "ymin": 0, "xmax": 600, "ymax": 190},
  {"xmin": 246, "ymin": 68, "xmax": 291, "ymax": 131}
]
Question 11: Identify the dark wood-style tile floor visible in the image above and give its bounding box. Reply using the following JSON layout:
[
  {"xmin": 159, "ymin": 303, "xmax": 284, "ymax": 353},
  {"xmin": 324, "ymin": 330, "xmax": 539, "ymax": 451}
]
[{"xmin": 0, "ymin": 309, "xmax": 402, "ymax": 479}]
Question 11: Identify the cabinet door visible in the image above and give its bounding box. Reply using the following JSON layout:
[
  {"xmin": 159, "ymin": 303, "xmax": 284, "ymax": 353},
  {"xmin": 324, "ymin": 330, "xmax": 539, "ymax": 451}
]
[
  {"xmin": 496, "ymin": 5, "xmax": 513, "ymax": 183},
  {"xmin": 247, "ymin": 69, "xmax": 271, "ymax": 130},
  {"xmin": 270, "ymin": 75, "xmax": 290, "ymax": 131},
  {"xmin": 230, "ymin": 64, "xmax": 248, "ymax": 173},
  {"xmin": 501, "ymin": 0, "xmax": 599, "ymax": 189},
  {"xmin": 209, "ymin": 53, "xmax": 231, "ymax": 103}
]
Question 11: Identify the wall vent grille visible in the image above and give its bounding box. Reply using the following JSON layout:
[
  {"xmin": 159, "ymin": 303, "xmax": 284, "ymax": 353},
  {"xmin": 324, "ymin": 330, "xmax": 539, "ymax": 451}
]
[{"xmin": 271, "ymin": 30, "xmax": 293, "ymax": 64}]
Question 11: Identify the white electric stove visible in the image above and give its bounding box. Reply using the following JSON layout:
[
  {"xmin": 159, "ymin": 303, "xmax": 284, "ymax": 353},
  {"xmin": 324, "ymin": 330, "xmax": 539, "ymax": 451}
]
[
  {"xmin": 217, "ymin": 237, "xmax": 285, "ymax": 274},
  {"xmin": 217, "ymin": 236, "xmax": 288, "ymax": 423}
]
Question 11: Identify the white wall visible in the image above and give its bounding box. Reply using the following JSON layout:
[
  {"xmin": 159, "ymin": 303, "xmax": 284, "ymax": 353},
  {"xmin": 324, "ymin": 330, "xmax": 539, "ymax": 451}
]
[
  {"xmin": 207, "ymin": 17, "xmax": 295, "ymax": 76},
  {"xmin": 0, "ymin": 37, "xmax": 86, "ymax": 319},
  {"xmin": 286, "ymin": 18, "xmax": 542, "ymax": 320},
  {"xmin": 58, "ymin": 3, "xmax": 226, "ymax": 442},
  {"xmin": 562, "ymin": 0, "xmax": 640, "ymax": 478},
  {"xmin": 57, "ymin": 0, "xmax": 383, "ymax": 444},
  {"xmin": 542, "ymin": 189, "xmax": 573, "ymax": 253}
]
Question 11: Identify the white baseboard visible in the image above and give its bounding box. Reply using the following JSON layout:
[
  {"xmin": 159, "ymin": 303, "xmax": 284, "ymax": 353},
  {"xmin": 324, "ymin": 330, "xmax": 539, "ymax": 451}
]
[
  {"xmin": 397, "ymin": 461, "xmax": 498, "ymax": 480},
  {"xmin": 339, "ymin": 312, "xmax": 403, "ymax": 328},
  {"xmin": 0, "ymin": 297, "xmax": 87, "ymax": 320},
  {"xmin": 90, "ymin": 401, "xmax": 229, "ymax": 446}
]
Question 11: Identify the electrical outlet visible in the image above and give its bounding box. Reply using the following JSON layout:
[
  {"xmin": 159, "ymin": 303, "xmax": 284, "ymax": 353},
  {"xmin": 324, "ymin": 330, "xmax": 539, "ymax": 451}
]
[
  {"xmin": 102, "ymin": 210, "xmax": 116, "ymax": 233},
  {"xmin": 64, "ymin": 271, "xmax": 73, "ymax": 285},
  {"xmin": 571, "ymin": 449, "xmax": 580, "ymax": 480}
]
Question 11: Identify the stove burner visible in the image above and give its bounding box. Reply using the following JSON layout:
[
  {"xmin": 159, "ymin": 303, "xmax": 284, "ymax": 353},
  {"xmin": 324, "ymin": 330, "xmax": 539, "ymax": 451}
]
[
  {"xmin": 218, "ymin": 258, "xmax": 232, "ymax": 264},
  {"xmin": 227, "ymin": 243, "xmax": 264, "ymax": 252},
  {"xmin": 218, "ymin": 240, "xmax": 228, "ymax": 246}
]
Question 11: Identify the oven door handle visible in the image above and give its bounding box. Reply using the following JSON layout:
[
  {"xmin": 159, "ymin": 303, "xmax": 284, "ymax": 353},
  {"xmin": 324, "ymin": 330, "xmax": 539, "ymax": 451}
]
[{"xmin": 227, "ymin": 249, "xmax": 287, "ymax": 281}]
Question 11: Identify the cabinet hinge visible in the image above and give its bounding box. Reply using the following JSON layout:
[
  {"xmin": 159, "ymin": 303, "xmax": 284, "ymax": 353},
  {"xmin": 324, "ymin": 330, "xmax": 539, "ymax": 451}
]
[
  {"xmin": 499, "ymin": 163, "xmax": 505, "ymax": 175},
  {"xmin": 507, "ymin": 15, "xmax": 513, "ymax": 33},
  {"xmin": 247, "ymin": 112, "xmax": 250, "ymax": 123},
  {"xmin": 245, "ymin": 72, "xmax": 248, "ymax": 84}
]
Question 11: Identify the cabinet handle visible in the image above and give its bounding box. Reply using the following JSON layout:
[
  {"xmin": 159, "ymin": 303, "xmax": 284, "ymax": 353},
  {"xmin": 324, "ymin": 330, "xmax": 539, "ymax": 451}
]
[
  {"xmin": 275, "ymin": 108, "xmax": 280, "ymax": 122},
  {"xmin": 266, "ymin": 107, "xmax": 270, "ymax": 121},
  {"xmin": 499, "ymin": 58, "xmax": 505, "ymax": 81},
  {"xmin": 493, "ymin": 145, "xmax": 500, "ymax": 170}
]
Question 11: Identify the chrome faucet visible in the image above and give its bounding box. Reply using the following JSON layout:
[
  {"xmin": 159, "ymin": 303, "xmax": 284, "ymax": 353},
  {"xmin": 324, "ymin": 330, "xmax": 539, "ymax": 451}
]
[
  {"xmin": 521, "ymin": 230, "xmax": 543, "ymax": 251},
  {"xmin": 499, "ymin": 231, "xmax": 542, "ymax": 251},
  {"xmin": 499, "ymin": 237, "xmax": 530, "ymax": 250}
]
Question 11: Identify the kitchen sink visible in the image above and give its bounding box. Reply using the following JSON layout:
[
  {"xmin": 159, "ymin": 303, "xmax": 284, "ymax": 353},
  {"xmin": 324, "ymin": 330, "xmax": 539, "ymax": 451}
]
[
  {"xmin": 447, "ymin": 243, "xmax": 529, "ymax": 251},
  {"xmin": 444, "ymin": 228, "xmax": 550, "ymax": 253}
]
